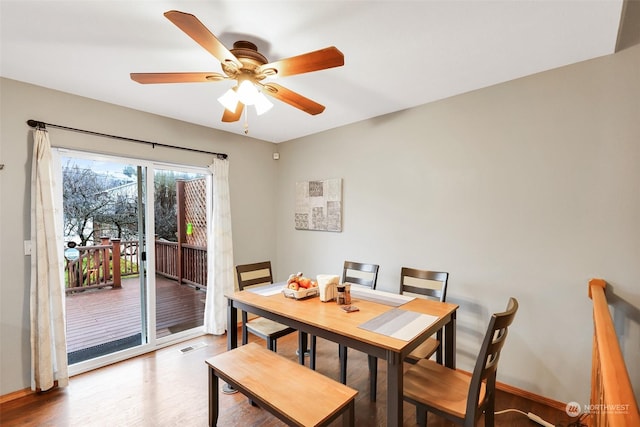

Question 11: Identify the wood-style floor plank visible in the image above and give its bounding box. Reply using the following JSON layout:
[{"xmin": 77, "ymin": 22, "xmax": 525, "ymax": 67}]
[{"xmin": 0, "ymin": 331, "xmax": 572, "ymax": 426}]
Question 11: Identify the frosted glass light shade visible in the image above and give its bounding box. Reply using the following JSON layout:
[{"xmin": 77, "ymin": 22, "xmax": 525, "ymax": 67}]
[
  {"xmin": 217, "ymin": 88, "xmax": 239, "ymax": 112},
  {"xmin": 254, "ymin": 92, "xmax": 274, "ymax": 115},
  {"xmin": 237, "ymin": 80, "xmax": 259, "ymax": 105}
]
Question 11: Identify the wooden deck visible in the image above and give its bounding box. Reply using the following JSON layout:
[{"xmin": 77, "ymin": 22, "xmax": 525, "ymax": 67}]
[{"xmin": 66, "ymin": 275, "xmax": 206, "ymax": 353}]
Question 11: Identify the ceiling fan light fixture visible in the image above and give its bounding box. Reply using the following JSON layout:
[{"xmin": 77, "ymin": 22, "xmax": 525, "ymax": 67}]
[
  {"xmin": 236, "ymin": 79, "xmax": 260, "ymax": 105},
  {"xmin": 218, "ymin": 88, "xmax": 239, "ymax": 112},
  {"xmin": 254, "ymin": 92, "xmax": 274, "ymax": 116},
  {"xmin": 132, "ymin": 11, "xmax": 344, "ymax": 125}
]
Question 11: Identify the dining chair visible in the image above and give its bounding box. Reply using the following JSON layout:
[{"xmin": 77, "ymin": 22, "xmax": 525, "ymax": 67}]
[
  {"xmin": 400, "ymin": 267, "xmax": 449, "ymax": 364},
  {"xmin": 403, "ymin": 297, "xmax": 519, "ymax": 427},
  {"xmin": 235, "ymin": 261, "xmax": 296, "ymax": 352},
  {"xmin": 307, "ymin": 261, "xmax": 379, "ymax": 397},
  {"xmin": 339, "ymin": 261, "xmax": 380, "ymax": 400}
]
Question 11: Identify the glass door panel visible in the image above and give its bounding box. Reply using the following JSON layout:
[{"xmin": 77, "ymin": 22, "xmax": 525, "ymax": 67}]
[
  {"xmin": 154, "ymin": 168, "xmax": 208, "ymax": 339},
  {"xmin": 61, "ymin": 154, "xmax": 148, "ymax": 364}
]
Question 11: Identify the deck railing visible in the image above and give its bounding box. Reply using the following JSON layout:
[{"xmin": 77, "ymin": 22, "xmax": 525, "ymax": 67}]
[
  {"xmin": 155, "ymin": 240, "xmax": 179, "ymax": 280},
  {"xmin": 119, "ymin": 240, "xmax": 140, "ymax": 276},
  {"xmin": 155, "ymin": 240, "xmax": 207, "ymax": 289},
  {"xmin": 65, "ymin": 242, "xmax": 116, "ymax": 291},
  {"xmin": 181, "ymin": 244, "xmax": 207, "ymax": 289},
  {"xmin": 588, "ymin": 278, "xmax": 640, "ymax": 427},
  {"xmin": 65, "ymin": 238, "xmax": 207, "ymax": 293}
]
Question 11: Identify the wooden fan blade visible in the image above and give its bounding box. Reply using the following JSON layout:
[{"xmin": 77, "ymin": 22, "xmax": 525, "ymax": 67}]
[
  {"xmin": 222, "ymin": 102, "xmax": 244, "ymax": 122},
  {"xmin": 258, "ymin": 46, "xmax": 344, "ymax": 78},
  {"xmin": 262, "ymin": 83, "xmax": 325, "ymax": 115},
  {"xmin": 164, "ymin": 10, "xmax": 241, "ymax": 68},
  {"xmin": 130, "ymin": 72, "xmax": 226, "ymax": 84}
]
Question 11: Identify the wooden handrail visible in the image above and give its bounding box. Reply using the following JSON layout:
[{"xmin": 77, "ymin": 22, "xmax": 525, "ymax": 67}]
[{"xmin": 588, "ymin": 278, "xmax": 640, "ymax": 427}]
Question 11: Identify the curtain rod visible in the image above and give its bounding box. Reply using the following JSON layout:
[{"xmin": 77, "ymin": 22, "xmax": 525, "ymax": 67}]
[{"xmin": 26, "ymin": 120, "xmax": 228, "ymax": 159}]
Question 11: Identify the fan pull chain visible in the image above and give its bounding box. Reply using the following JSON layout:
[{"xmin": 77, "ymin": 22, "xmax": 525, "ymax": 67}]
[{"xmin": 243, "ymin": 106, "xmax": 249, "ymax": 135}]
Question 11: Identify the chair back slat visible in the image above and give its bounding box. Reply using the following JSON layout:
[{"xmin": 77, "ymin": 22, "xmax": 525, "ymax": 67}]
[
  {"xmin": 400, "ymin": 267, "xmax": 449, "ymax": 302},
  {"xmin": 466, "ymin": 297, "xmax": 519, "ymax": 421},
  {"xmin": 342, "ymin": 261, "xmax": 379, "ymax": 289},
  {"xmin": 236, "ymin": 261, "xmax": 273, "ymax": 291}
]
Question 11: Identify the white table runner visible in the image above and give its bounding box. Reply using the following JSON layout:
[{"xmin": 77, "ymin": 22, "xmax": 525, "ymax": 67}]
[
  {"xmin": 349, "ymin": 285, "xmax": 415, "ymax": 307},
  {"xmin": 246, "ymin": 282, "xmax": 284, "ymax": 296}
]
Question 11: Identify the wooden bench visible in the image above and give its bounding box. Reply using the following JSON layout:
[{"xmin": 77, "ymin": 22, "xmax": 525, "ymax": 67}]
[{"xmin": 206, "ymin": 342, "xmax": 358, "ymax": 426}]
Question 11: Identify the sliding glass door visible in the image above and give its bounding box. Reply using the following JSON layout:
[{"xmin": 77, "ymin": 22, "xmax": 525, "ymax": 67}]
[
  {"xmin": 153, "ymin": 167, "xmax": 208, "ymax": 340},
  {"xmin": 56, "ymin": 150, "xmax": 208, "ymax": 371}
]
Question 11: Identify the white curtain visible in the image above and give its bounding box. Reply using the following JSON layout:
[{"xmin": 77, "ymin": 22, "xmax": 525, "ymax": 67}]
[
  {"xmin": 204, "ymin": 157, "xmax": 235, "ymax": 334},
  {"xmin": 30, "ymin": 129, "xmax": 69, "ymax": 391}
]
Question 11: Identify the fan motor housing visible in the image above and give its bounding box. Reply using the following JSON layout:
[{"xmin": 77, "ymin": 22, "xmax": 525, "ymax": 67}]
[{"xmin": 223, "ymin": 41, "xmax": 268, "ymax": 79}]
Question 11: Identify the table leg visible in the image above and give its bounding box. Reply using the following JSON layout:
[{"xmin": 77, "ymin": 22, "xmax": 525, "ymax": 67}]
[
  {"xmin": 444, "ymin": 311, "xmax": 456, "ymax": 369},
  {"xmin": 339, "ymin": 344, "xmax": 348, "ymax": 384},
  {"xmin": 223, "ymin": 300, "xmax": 238, "ymax": 394},
  {"xmin": 386, "ymin": 352, "xmax": 403, "ymax": 427},
  {"xmin": 227, "ymin": 299, "xmax": 238, "ymax": 351},
  {"xmin": 343, "ymin": 399, "xmax": 355, "ymax": 427},
  {"xmin": 208, "ymin": 367, "xmax": 219, "ymax": 427}
]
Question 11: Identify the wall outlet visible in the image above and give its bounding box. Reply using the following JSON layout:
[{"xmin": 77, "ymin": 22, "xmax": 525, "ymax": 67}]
[{"xmin": 24, "ymin": 240, "xmax": 32, "ymax": 256}]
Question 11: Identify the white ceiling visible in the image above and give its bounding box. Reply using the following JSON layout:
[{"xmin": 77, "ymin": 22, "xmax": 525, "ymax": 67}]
[{"xmin": 0, "ymin": 1, "xmax": 624, "ymax": 143}]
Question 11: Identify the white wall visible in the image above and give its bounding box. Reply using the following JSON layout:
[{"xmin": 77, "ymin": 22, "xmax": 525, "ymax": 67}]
[
  {"xmin": 274, "ymin": 45, "xmax": 640, "ymax": 404},
  {"xmin": 0, "ymin": 78, "xmax": 279, "ymax": 395},
  {"xmin": 2, "ymin": 44, "xmax": 638, "ymax": 405}
]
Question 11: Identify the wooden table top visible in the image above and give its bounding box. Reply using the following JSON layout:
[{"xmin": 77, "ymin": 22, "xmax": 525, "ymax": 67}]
[{"xmin": 227, "ymin": 288, "xmax": 458, "ymax": 353}]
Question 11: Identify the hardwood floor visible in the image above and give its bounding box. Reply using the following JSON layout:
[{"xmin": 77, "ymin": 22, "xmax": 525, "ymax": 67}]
[{"xmin": 0, "ymin": 331, "xmax": 572, "ymax": 426}]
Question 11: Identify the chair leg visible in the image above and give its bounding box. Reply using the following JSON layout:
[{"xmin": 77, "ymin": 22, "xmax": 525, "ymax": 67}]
[
  {"xmin": 416, "ymin": 406, "xmax": 427, "ymax": 427},
  {"xmin": 485, "ymin": 392, "xmax": 496, "ymax": 427},
  {"xmin": 241, "ymin": 326, "xmax": 248, "ymax": 346},
  {"xmin": 298, "ymin": 332, "xmax": 307, "ymax": 365},
  {"xmin": 436, "ymin": 329, "xmax": 443, "ymax": 364},
  {"xmin": 267, "ymin": 337, "xmax": 276, "ymax": 352},
  {"xmin": 339, "ymin": 344, "xmax": 348, "ymax": 384},
  {"xmin": 368, "ymin": 355, "xmax": 377, "ymax": 402},
  {"xmin": 241, "ymin": 312, "xmax": 249, "ymax": 346},
  {"xmin": 485, "ymin": 410, "xmax": 495, "ymax": 427},
  {"xmin": 310, "ymin": 335, "xmax": 317, "ymax": 370}
]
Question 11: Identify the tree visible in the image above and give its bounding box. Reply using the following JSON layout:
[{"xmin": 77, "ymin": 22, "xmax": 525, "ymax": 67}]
[
  {"xmin": 63, "ymin": 161, "xmax": 194, "ymax": 245},
  {"xmin": 98, "ymin": 190, "xmax": 139, "ymax": 240},
  {"xmin": 63, "ymin": 163, "xmax": 115, "ymax": 245},
  {"xmin": 122, "ymin": 165, "xmax": 135, "ymax": 177},
  {"xmin": 63, "ymin": 162, "xmax": 140, "ymax": 245},
  {"xmin": 154, "ymin": 171, "xmax": 178, "ymax": 241}
]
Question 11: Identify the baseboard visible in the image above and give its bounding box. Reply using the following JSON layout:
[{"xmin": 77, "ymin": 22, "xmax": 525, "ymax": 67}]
[
  {"xmin": 495, "ymin": 379, "xmax": 567, "ymax": 412},
  {"xmin": 458, "ymin": 369, "xmax": 567, "ymax": 412},
  {"xmin": 0, "ymin": 387, "xmax": 33, "ymax": 404},
  {"xmin": 0, "ymin": 381, "xmax": 60, "ymax": 405}
]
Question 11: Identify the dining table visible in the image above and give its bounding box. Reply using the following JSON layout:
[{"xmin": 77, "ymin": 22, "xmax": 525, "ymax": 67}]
[{"xmin": 225, "ymin": 282, "xmax": 458, "ymax": 427}]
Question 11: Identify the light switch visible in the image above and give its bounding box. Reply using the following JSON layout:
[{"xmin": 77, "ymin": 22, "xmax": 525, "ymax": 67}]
[{"xmin": 24, "ymin": 240, "xmax": 32, "ymax": 256}]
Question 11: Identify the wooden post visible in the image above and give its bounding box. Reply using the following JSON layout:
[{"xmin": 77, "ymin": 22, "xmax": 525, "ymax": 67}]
[
  {"xmin": 100, "ymin": 236, "xmax": 110, "ymax": 284},
  {"xmin": 176, "ymin": 180, "xmax": 186, "ymax": 285},
  {"xmin": 91, "ymin": 249, "xmax": 100, "ymax": 286},
  {"xmin": 111, "ymin": 238, "xmax": 121, "ymax": 288},
  {"xmin": 588, "ymin": 278, "xmax": 640, "ymax": 427}
]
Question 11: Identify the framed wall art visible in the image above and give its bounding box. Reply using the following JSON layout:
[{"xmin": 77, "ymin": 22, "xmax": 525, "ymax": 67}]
[{"xmin": 295, "ymin": 178, "xmax": 342, "ymax": 232}]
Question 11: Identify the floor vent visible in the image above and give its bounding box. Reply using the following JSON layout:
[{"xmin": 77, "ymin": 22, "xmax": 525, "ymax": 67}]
[{"xmin": 179, "ymin": 342, "xmax": 207, "ymax": 354}]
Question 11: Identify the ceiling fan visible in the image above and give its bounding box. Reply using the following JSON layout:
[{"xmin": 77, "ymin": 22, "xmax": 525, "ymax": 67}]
[{"xmin": 130, "ymin": 10, "xmax": 344, "ymax": 124}]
